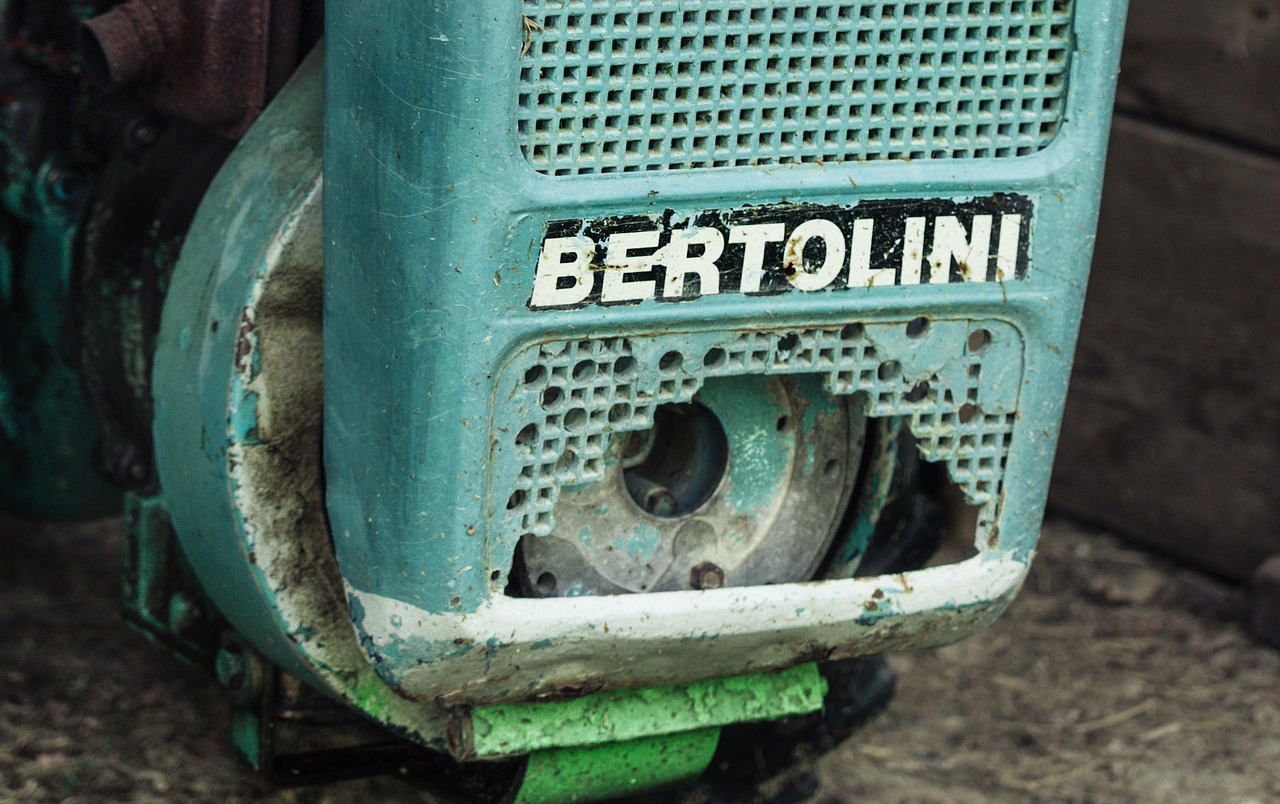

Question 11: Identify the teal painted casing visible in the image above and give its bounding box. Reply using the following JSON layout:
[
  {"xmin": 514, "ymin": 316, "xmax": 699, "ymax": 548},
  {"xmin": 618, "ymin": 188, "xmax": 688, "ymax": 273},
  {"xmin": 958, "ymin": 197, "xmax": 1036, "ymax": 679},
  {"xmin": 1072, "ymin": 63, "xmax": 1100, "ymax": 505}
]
[
  {"xmin": 0, "ymin": 161, "xmax": 120, "ymax": 521},
  {"xmin": 324, "ymin": 1, "xmax": 1128, "ymax": 701}
]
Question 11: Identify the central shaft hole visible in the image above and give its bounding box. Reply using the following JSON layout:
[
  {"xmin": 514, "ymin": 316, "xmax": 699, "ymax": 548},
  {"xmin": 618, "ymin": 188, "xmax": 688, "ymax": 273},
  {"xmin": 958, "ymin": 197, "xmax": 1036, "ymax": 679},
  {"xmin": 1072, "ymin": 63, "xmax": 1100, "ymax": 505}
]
[{"xmin": 621, "ymin": 402, "xmax": 729, "ymax": 518}]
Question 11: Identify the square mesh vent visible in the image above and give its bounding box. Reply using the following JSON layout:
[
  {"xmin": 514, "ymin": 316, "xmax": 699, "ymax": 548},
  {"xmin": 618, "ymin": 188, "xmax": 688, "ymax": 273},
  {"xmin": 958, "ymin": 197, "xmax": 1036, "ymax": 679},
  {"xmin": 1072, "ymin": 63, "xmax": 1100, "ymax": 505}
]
[{"xmin": 516, "ymin": 0, "xmax": 1074, "ymax": 175}]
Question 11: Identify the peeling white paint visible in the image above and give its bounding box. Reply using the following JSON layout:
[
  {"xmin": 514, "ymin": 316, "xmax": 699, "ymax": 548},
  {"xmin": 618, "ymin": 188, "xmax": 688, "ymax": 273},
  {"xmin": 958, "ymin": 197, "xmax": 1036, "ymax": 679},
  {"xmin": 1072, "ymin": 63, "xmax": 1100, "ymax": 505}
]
[{"xmin": 349, "ymin": 552, "xmax": 1029, "ymax": 704}]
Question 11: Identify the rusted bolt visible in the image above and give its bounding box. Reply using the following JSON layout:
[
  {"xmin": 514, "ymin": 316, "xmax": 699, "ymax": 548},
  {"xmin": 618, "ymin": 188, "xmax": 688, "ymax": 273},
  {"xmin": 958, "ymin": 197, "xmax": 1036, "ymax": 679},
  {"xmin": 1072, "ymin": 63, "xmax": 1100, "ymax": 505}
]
[
  {"xmin": 127, "ymin": 119, "xmax": 160, "ymax": 150},
  {"xmin": 644, "ymin": 488, "xmax": 678, "ymax": 517},
  {"xmin": 214, "ymin": 646, "xmax": 248, "ymax": 691},
  {"xmin": 45, "ymin": 167, "xmax": 85, "ymax": 205},
  {"xmin": 690, "ymin": 561, "xmax": 725, "ymax": 590},
  {"xmin": 214, "ymin": 640, "xmax": 265, "ymax": 707},
  {"xmin": 167, "ymin": 592, "xmax": 198, "ymax": 635}
]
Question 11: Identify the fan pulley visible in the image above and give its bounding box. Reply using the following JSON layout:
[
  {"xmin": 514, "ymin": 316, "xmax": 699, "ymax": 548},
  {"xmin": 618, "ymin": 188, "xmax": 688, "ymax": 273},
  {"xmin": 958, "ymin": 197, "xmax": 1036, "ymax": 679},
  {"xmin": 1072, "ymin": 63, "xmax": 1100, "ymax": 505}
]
[{"xmin": 517, "ymin": 373, "xmax": 865, "ymax": 596}]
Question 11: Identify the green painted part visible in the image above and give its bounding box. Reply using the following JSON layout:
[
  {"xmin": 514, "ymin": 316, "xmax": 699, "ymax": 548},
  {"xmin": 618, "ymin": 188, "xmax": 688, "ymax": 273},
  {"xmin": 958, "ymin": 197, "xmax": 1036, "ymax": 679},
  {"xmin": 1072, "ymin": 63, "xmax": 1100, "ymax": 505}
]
[
  {"xmin": 830, "ymin": 418, "xmax": 905, "ymax": 576},
  {"xmin": 465, "ymin": 663, "xmax": 824, "ymax": 759},
  {"xmin": 230, "ymin": 708, "xmax": 264, "ymax": 771},
  {"xmin": 514, "ymin": 728, "xmax": 720, "ymax": 804},
  {"xmin": 126, "ymin": 494, "xmax": 173, "ymax": 633},
  {"xmin": 696, "ymin": 375, "xmax": 797, "ymax": 521},
  {"xmin": 119, "ymin": 492, "xmax": 224, "ymax": 671},
  {"xmin": 349, "ymin": 673, "xmax": 396, "ymax": 723},
  {"xmin": 151, "ymin": 47, "xmax": 334, "ymax": 691},
  {"xmin": 0, "ymin": 160, "xmax": 120, "ymax": 520}
]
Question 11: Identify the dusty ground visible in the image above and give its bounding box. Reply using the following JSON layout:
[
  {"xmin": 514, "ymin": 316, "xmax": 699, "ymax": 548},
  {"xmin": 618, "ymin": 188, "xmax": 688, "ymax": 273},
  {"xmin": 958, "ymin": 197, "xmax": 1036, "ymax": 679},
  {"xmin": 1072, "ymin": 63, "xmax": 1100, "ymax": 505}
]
[{"xmin": 2, "ymin": 514, "xmax": 1278, "ymax": 803}]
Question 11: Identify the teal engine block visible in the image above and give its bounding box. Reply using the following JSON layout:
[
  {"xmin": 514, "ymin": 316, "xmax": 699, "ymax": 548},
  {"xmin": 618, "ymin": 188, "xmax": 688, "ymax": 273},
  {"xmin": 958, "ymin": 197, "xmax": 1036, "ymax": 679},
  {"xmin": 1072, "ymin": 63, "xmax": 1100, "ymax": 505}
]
[{"xmin": 0, "ymin": 0, "xmax": 1127, "ymax": 800}]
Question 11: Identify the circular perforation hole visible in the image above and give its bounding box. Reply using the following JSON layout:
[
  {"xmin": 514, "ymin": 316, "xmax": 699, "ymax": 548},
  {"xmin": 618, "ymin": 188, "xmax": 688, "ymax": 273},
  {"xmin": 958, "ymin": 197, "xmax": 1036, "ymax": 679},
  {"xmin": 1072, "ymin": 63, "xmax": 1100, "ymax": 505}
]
[
  {"xmin": 608, "ymin": 403, "xmax": 633, "ymax": 424},
  {"xmin": 823, "ymin": 458, "xmax": 840, "ymax": 477},
  {"xmin": 877, "ymin": 361, "xmax": 901, "ymax": 381},
  {"xmin": 659, "ymin": 350, "xmax": 684, "ymax": 373},
  {"xmin": 515, "ymin": 423, "xmax": 539, "ymax": 449},
  {"xmin": 614, "ymin": 355, "xmax": 637, "ymax": 378},
  {"xmin": 958, "ymin": 403, "xmax": 977, "ymax": 424},
  {"xmin": 906, "ymin": 380, "xmax": 930, "ymax": 402},
  {"xmin": 541, "ymin": 386, "xmax": 564, "ymax": 409},
  {"xmin": 968, "ymin": 329, "xmax": 992, "ymax": 354},
  {"xmin": 840, "ymin": 323, "xmax": 865, "ymax": 341},
  {"xmin": 906, "ymin": 316, "xmax": 930, "ymax": 338},
  {"xmin": 536, "ymin": 572, "xmax": 557, "ymax": 594},
  {"xmin": 523, "ymin": 364, "xmax": 548, "ymax": 388},
  {"xmin": 703, "ymin": 347, "xmax": 727, "ymax": 368},
  {"xmin": 572, "ymin": 359, "xmax": 597, "ymax": 381},
  {"xmin": 506, "ymin": 489, "xmax": 527, "ymax": 510},
  {"xmin": 564, "ymin": 408, "xmax": 588, "ymax": 432}
]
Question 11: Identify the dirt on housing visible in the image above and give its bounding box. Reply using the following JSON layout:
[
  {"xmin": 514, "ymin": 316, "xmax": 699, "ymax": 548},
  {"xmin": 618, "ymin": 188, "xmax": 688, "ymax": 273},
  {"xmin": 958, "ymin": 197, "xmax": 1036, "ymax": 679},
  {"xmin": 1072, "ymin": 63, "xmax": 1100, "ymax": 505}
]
[{"xmin": 2, "ymin": 515, "xmax": 1278, "ymax": 802}]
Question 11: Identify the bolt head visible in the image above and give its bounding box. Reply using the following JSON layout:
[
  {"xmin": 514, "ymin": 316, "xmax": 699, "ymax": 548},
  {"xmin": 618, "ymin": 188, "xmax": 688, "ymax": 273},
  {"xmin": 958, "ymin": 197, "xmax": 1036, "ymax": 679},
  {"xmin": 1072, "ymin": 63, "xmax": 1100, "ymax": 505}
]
[{"xmin": 690, "ymin": 561, "xmax": 725, "ymax": 590}]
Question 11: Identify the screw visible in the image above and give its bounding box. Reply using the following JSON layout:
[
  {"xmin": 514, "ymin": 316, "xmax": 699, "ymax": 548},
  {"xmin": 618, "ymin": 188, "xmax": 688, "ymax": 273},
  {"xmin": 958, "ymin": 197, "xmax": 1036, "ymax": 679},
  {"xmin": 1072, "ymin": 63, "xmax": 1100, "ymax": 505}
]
[
  {"xmin": 167, "ymin": 592, "xmax": 197, "ymax": 635},
  {"xmin": 690, "ymin": 561, "xmax": 725, "ymax": 590},
  {"xmin": 46, "ymin": 167, "xmax": 84, "ymax": 204},
  {"xmin": 215, "ymin": 647, "xmax": 248, "ymax": 691},
  {"xmin": 644, "ymin": 488, "xmax": 678, "ymax": 517},
  {"xmin": 128, "ymin": 119, "xmax": 159, "ymax": 150}
]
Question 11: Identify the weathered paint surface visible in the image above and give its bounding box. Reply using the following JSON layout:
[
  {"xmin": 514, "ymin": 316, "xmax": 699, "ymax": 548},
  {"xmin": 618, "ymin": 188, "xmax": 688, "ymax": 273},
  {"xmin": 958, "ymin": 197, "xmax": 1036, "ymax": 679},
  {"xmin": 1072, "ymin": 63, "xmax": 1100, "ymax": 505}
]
[
  {"xmin": 144, "ymin": 0, "xmax": 1127, "ymax": 761},
  {"xmin": 454, "ymin": 663, "xmax": 824, "ymax": 759},
  {"xmin": 0, "ymin": 143, "xmax": 119, "ymax": 519},
  {"xmin": 152, "ymin": 48, "xmax": 451, "ymax": 749},
  {"xmin": 514, "ymin": 728, "xmax": 720, "ymax": 804},
  {"xmin": 324, "ymin": 0, "xmax": 1127, "ymax": 691},
  {"xmin": 519, "ymin": 372, "xmax": 862, "ymax": 596},
  {"xmin": 348, "ymin": 553, "xmax": 1026, "ymax": 704}
]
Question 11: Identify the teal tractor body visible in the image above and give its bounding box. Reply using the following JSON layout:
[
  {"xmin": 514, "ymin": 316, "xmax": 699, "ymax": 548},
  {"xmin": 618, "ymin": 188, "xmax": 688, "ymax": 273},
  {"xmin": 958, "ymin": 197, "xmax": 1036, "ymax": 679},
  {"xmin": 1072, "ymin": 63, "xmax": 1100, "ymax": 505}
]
[{"xmin": 1, "ymin": 0, "xmax": 1128, "ymax": 799}]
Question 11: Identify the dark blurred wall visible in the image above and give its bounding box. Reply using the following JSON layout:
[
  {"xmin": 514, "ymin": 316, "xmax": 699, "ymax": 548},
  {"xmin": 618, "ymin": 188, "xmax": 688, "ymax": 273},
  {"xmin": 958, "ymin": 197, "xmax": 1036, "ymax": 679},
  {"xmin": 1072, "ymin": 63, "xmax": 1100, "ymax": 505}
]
[{"xmin": 1051, "ymin": 0, "xmax": 1280, "ymax": 581}]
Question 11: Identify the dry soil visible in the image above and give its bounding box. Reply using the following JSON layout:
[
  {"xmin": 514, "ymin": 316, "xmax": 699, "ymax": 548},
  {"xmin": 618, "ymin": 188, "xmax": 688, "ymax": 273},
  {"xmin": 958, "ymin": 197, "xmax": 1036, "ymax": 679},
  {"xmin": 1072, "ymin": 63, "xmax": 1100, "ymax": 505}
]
[{"xmin": 2, "ymin": 515, "xmax": 1278, "ymax": 803}]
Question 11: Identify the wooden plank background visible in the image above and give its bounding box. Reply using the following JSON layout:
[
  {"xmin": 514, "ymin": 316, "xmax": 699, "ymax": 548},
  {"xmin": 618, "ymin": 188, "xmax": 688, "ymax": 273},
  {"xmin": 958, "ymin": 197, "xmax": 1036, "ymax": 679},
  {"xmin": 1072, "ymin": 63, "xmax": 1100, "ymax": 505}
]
[
  {"xmin": 1116, "ymin": 0, "xmax": 1280, "ymax": 152},
  {"xmin": 1049, "ymin": 0, "xmax": 1280, "ymax": 581}
]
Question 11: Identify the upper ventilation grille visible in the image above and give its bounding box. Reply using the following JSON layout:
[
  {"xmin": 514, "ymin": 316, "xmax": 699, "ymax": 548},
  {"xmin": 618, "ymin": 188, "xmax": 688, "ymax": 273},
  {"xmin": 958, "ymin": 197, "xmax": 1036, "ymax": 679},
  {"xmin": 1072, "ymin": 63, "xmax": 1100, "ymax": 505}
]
[{"xmin": 516, "ymin": 0, "xmax": 1074, "ymax": 176}]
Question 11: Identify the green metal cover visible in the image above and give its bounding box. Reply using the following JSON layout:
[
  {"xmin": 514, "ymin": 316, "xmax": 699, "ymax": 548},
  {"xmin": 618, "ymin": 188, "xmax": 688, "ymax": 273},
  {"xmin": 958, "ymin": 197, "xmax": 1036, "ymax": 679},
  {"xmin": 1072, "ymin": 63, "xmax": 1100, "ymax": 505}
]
[
  {"xmin": 456, "ymin": 663, "xmax": 825, "ymax": 759},
  {"xmin": 515, "ymin": 729, "xmax": 720, "ymax": 804}
]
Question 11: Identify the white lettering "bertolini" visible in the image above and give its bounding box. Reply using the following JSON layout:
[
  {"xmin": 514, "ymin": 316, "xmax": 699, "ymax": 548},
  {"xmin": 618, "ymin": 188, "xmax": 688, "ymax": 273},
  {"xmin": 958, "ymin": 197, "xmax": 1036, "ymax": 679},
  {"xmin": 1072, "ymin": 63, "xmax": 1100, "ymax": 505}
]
[{"xmin": 530, "ymin": 213, "xmax": 1023, "ymax": 309}]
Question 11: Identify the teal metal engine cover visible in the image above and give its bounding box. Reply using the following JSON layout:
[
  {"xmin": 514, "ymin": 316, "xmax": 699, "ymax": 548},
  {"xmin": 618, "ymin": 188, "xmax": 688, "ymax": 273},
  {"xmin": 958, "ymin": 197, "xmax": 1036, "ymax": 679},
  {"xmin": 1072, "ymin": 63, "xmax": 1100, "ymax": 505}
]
[{"xmin": 321, "ymin": 0, "xmax": 1129, "ymax": 705}]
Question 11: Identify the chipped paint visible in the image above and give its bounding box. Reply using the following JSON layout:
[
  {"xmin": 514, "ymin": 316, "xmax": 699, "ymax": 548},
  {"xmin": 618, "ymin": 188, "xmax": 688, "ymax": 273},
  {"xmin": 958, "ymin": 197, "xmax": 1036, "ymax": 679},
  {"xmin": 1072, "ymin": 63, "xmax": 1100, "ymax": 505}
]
[
  {"xmin": 453, "ymin": 663, "xmax": 824, "ymax": 759},
  {"xmin": 519, "ymin": 371, "xmax": 863, "ymax": 596},
  {"xmin": 139, "ymin": 0, "xmax": 1127, "ymax": 769},
  {"xmin": 153, "ymin": 49, "xmax": 452, "ymax": 750},
  {"xmin": 345, "ymin": 551, "xmax": 1029, "ymax": 705},
  {"xmin": 623, "ymin": 521, "xmax": 662, "ymax": 563}
]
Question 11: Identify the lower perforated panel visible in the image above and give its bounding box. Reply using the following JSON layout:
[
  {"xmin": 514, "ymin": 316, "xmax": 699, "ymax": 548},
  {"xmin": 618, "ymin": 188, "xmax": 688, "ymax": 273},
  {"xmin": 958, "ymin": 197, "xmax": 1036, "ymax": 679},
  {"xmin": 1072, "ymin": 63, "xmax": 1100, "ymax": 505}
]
[{"xmin": 495, "ymin": 319, "xmax": 1022, "ymax": 547}]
